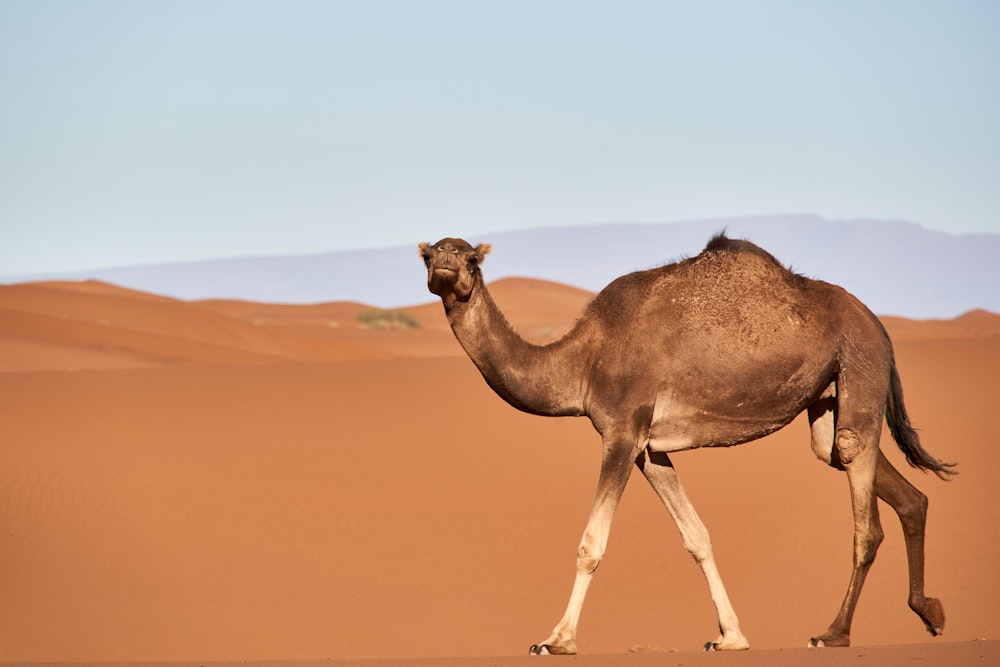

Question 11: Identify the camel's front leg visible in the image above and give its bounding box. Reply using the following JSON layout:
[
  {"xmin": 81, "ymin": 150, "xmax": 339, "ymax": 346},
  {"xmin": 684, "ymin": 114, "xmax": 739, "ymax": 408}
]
[
  {"xmin": 529, "ymin": 441, "xmax": 635, "ymax": 656},
  {"xmin": 637, "ymin": 447, "xmax": 750, "ymax": 651}
]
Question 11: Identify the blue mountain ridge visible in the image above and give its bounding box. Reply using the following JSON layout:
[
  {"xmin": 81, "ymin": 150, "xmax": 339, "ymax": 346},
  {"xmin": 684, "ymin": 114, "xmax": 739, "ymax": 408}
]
[{"xmin": 4, "ymin": 215, "xmax": 997, "ymax": 319}]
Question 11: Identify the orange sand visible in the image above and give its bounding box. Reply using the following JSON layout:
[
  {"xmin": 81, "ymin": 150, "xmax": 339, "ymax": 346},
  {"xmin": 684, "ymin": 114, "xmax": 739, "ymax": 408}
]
[{"xmin": 0, "ymin": 278, "xmax": 997, "ymax": 665}]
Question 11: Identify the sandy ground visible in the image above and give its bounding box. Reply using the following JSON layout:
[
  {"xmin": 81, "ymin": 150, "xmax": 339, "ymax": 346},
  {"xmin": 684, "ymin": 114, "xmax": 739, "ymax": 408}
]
[
  {"xmin": 1, "ymin": 278, "xmax": 998, "ymax": 666},
  {"xmin": 2, "ymin": 640, "xmax": 999, "ymax": 667}
]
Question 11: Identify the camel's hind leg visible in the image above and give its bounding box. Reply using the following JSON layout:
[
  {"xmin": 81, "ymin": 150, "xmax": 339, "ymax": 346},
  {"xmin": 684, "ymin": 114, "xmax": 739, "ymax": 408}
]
[
  {"xmin": 809, "ymin": 396, "xmax": 945, "ymax": 641},
  {"xmin": 809, "ymin": 419, "xmax": 884, "ymax": 648},
  {"xmin": 875, "ymin": 452, "xmax": 945, "ymax": 636},
  {"xmin": 636, "ymin": 447, "xmax": 749, "ymax": 651}
]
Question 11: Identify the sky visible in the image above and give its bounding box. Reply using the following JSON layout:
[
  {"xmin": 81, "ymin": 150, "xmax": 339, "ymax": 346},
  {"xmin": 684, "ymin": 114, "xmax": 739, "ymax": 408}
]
[{"xmin": 1, "ymin": 0, "xmax": 998, "ymax": 276}]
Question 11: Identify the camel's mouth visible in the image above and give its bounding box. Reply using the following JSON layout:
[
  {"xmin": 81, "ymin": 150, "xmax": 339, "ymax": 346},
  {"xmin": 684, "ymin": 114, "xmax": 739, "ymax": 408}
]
[{"xmin": 427, "ymin": 266, "xmax": 462, "ymax": 298}]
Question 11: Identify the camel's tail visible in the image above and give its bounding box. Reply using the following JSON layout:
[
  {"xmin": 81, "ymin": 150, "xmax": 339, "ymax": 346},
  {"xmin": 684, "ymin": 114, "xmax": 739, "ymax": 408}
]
[{"xmin": 885, "ymin": 353, "xmax": 957, "ymax": 480}]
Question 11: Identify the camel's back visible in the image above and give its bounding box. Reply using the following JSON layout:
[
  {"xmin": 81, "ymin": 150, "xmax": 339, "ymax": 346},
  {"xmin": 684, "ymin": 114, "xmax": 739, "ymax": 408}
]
[{"xmin": 584, "ymin": 234, "xmax": 884, "ymax": 366}]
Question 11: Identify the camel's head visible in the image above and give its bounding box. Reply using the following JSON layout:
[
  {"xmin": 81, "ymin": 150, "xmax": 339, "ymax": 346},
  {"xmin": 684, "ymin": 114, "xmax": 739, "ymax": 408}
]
[{"xmin": 419, "ymin": 237, "xmax": 492, "ymax": 310}]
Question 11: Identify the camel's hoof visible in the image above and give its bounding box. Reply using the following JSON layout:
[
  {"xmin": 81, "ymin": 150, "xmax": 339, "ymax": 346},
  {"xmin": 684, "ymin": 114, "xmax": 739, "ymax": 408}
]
[
  {"xmin": 529, "ymin": 642, "xmax": 575, "ymax": 656},
  {"xmin": 704, "ymin": 638, "xmax": 751, "ymax": 651},
  {"xmin": 808, "ymin": 634, "xmax": 850, "ymax": 648},
  {"xmin": 914, "ymin": 597, "xmax": 945, "ymax": 636}
]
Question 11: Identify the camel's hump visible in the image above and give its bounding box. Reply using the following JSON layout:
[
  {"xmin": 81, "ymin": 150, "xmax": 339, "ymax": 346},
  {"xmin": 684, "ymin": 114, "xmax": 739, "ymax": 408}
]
[{"xmin": 703, "ymin": 233, "xmax": 785, "ymax": 268}]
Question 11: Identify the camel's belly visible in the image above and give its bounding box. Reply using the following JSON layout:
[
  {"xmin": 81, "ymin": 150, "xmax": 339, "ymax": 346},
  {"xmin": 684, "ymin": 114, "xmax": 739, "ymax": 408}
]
[{"xmin": 645, "ymin": 388, "xmax": 800, "ymax": 452}]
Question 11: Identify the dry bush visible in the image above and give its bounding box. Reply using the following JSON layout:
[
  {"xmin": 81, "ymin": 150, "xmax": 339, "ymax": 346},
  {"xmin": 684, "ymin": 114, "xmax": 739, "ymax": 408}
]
[{"xmin": 356, "ymin": 309, "xmax": 420, "ymax": 329}]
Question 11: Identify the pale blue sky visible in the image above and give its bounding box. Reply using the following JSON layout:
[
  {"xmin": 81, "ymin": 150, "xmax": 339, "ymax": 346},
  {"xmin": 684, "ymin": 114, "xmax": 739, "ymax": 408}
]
[{"xmin": 1, "ymin": 0, "xmax": 998, "ymax": 275}]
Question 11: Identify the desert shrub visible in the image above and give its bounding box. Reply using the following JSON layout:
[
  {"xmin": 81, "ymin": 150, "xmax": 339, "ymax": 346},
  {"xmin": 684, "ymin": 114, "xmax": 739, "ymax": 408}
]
[{"xmin": 356, "ymin": 309, "xmax": 420, "ymax": 330}]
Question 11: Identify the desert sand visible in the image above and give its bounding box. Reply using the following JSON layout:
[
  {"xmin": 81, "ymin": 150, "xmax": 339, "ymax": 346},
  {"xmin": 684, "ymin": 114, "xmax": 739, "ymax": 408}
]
[{"xmin": 1, "ymin": 278, "xmax": 998, "ymax": 666}]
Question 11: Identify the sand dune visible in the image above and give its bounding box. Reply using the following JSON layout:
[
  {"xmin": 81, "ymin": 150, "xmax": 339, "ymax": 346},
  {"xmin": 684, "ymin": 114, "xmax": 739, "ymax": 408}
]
[
  {"xmin": 0, "ymin": 282, "xmax": 392, "ymax": 371},
  {"xmin": 0, "ymin": 278, "xmax": 997, "ymax": 664},
  {"xmin": 880, "ymin": 308, "xmax": 1000, "ymax": 340}
]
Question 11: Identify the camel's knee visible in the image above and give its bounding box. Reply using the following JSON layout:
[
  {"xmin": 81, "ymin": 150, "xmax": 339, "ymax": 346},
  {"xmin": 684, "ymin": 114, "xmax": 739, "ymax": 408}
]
[
  {"xmin": 835, "ymin": 428, "xmax": 862, "ymax": 466},
  {"xmin": 685, "ymin": 540, "xmax": 713, "ymax": 565},
  {"xmin": 877, "ymin": 456, "xmax": 929, "ymax": 535},
  {"xmin": 835, "ymin": 427, "xmax": 877, "ymax": 467},
  {"xmin": 680, "ymin": 527, "xmax": 714, "ymax": 565},
  {"xmin": 855, "ymin": 524, "xmax": 884, "ymax": 567},
  {"xmin": 897, "ymin": 487, "xmax": 929, "ymax": 524},
  {"xmin": 897, "ymin": 493, "xmax": 929, "ymax": 545},
  {"xmin": 577, "ymin": 544, "xmax": 602, "ymax": 574}
]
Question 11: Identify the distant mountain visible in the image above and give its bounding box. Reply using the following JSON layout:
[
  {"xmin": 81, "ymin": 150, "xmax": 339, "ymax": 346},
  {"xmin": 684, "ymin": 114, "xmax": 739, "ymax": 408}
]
[{"xmin": 4, "ymin": 215, "xmax": 998, "ymax": 318}]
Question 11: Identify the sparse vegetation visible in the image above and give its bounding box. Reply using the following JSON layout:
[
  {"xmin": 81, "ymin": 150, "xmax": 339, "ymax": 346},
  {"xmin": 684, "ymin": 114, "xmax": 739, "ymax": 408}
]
[{"xmin": 356, "ymin": 309, "xmax": 420, "ymax": 330}]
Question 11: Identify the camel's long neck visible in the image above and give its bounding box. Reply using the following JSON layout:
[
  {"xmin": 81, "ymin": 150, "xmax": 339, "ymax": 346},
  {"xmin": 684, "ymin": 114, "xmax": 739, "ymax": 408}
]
[{"xmin": 445, "ymin": 278, "xmax": 588, "ymax": 417}]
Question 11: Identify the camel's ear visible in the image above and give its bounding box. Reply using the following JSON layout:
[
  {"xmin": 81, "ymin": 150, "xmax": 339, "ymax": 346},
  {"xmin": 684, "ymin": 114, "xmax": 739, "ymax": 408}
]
[
  {"xmin": 472, "ymin": 243, "xmax": 492, "ymax": 265},
  {"xmin": 418, "ymin": 242, "xmax": 432, "ymax": 265}
]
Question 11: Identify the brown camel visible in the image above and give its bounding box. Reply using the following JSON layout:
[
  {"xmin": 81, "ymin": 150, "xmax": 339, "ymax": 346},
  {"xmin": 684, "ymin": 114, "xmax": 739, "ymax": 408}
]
[{"xmin": 419, "ymin": 233, "xmax": 954, "ymax": 653}]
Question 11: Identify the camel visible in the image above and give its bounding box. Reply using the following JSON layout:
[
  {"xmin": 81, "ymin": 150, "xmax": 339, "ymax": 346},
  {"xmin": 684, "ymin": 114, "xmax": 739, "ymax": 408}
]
[{"xmin": 419, "ymin": 233, "xmax": 954, "ymax": 653}]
